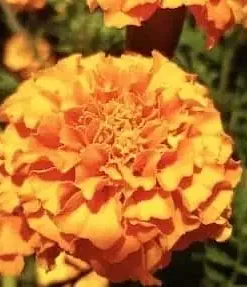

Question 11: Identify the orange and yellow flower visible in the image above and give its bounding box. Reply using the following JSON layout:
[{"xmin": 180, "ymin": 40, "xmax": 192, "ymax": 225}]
[
  {"xmin": 0, "ymin": 51, "xmax": 242, "ymax": 285},
  {"xmin": 6, "ymin": 0, "xmax": 46, "ymax": 11},
  {"xmin": 3, "ymin": 33, "xmax": 55, "ymax": 79},
  {"xmin": 86, "ymin": 0, "xmax": 247, "ymax": 47}
]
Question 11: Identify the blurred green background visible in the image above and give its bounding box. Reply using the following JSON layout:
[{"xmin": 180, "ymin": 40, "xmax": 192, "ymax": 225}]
[{"xmin": 1, "ymin": 1, "xmax": 247, "ymax": 286}]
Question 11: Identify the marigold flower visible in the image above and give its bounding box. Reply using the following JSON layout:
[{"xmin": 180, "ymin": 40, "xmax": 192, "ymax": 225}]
[
  {"xmin": 3, "ymin": 33, "xmax": 55, "ymax": 79},
  {"xmin": 0, "ymin": 51, "xmax": 241, "ymax": 286},
  {"xmin": 86, "ymin": 0, "xmax": 245, "ymax": 47},
  {"xmin": 6, "ymin": 0, "xmax": 46, "ymax": 11}
]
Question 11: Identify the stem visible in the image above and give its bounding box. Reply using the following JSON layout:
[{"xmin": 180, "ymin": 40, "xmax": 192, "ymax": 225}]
[
  {"xmin": 1, "ymin": 276, "xmax": 17, "ymax": 287},
  {"xmin": 0, "ymin": 0, "xmax": 24, "ymax": 33},
  {"xmin": 125, "ymin": 7, "xmax": 186, "ymax": 58},
  {"xmin": 219, "ymin": 30, "xmax": 241, "ymax": 95}
]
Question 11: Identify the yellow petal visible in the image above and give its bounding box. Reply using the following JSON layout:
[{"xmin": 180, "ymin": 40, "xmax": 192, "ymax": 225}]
[
  {"xmin": 75, "ymin": 271, "xmax": 109, "ymax": 287},
  {"xmin": 0, "ymin": 177, "xmax": 20, "ymax": 213},
  {"xmin": 78, "ymin": 177, "xmax": 104, "ymax": 200},
  {"xmin": 55, "ymin": 198, "xmax": 122, "ymax": 250},
  {"xmin": 118, "ymin": 164, "xmax": 156, "ymax": 191},
  {"xmin": 0, "ymin": 255, "xmax": 24, "ymax": 276},
  {"xmin": 0, "ymin": 216, "xmax": 34, "ymax": 256},
  {"xmin": 182, "ymin": 165, "xmax": 225, "ymax": 211},
  {"xmin": 215, "ymin": 224, "xmax": 232, "ymax": 242},
  {"xmin": 124, "ymin": 192, "xmax": 174, "ymax": 221},
  {"xmin": 36, "ymin": 253, "xmax": 90, "ymax": 286},
  {"xmin": 27, "ymin": 212, "xmax": 71, "ymax": 251},
  {"xmin": 200, "ymin": 189, "xmax": 233, "ymax": 224}
]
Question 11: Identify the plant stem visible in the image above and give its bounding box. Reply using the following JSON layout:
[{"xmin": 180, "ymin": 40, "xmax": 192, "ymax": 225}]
[
  {"xmin": 125, "ymin": 7, "xmax": 186, "ymax": 58},
  {"xmin": 0, "ymin": 0, "xmax": 24, "ymax": 33},
  {"xmin": 1, "ymin": 276, "xmax": 17, "ymax": 287},
  {"xmin": 219, "ymin": 29, "xmax": 243, "ymax": 95}
]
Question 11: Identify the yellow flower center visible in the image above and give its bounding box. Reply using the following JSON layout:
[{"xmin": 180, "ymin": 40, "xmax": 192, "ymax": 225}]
[{"xmin": 98, "ymin": 101, "xmax": 145, "ymax": 161}]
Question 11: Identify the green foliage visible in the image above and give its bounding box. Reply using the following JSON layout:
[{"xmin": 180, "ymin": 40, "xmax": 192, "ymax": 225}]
[
  {"xmin": 176, "ymin": 18, "xmax": 247, "ymax": 162},
  {"xmin": 175, "ymin": 18, "xmax": 223, "ymax": 89},
  {"xmin": 176, "ymin": 17, "xmax": 247, "ymax": 287},
  {"xmin": 45, "ymin": 0, "xmax": 125, "ymax": 55},
  {"xmin": 0, "ymin": 68, "xmax": 19, "ymax": 100},
  {"xmin": 229, "ymin": 92, "xmax": 247, "ymax": 166},
  {"xmin": 200, "ymin": 173, "xmax": 247, "ymax": 287}
]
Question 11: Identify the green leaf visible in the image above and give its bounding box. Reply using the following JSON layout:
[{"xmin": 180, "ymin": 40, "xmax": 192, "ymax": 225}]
[
  {"xmin": 179, "ymin": 19, "xmax": 204, "ymax": 53},
  {"xmin": 205, "ymin": 247, "xmax": 235, "ymax": 268},
  {"xmin": 204, "ymin": 265, "xmax": 227, "ymax": 283},
  {"xmin": 46, "ymin": 0, "xmax": 124, "ymax": 55},
  {"xmin": 0, "ymin": 69, "xmax": 19, "ymax": 99},
  {"xmin": 237, "ymin": 265, "xmax": 247, "ymax": 276},
  {"xmin": 233, "ymin": 173, "xmax": 247, "ymax": 234}
]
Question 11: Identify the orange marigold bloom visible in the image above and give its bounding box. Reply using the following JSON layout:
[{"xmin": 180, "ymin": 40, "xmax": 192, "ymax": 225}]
[
  {"xmin": 0, "ymin": 52, "xmax": 242, "ymax": 286},
  {"xmin": 6, "ymin": 0, "xmax": 45, "ymax": 11},
  {"xmin": 3, "ymin": 33, "xmax": 55, "ymax": 79},
  {"xmin": 86, "ymin": 0, "xmax": 245, "ymax": 47}
]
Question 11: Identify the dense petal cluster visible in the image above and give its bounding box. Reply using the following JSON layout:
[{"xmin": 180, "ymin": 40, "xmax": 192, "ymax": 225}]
[
  {"xmin": 6, "ymin": 0, "xmax": 45, "ymax": 10},
  {"xmin": 3, "ymin": 33, "xmax": 54, "ymax": 79},
  {"xmin": 86, "ymin": 0, "xmax": 246, "ymax": 47},
  {"xmin": 0, "ymin": 52, "xmax": 241, "ymax": 285}
]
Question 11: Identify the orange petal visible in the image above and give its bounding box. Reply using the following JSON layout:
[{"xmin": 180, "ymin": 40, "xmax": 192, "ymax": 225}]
[
  {"xmin": 29, "ymin": 140, "xmax": 81, "ymax": 173},
  {"xmin": 35, "ymin": 114, "xmax": 61, "ymax": 148},
  {"xmin": 199, "ymin": 189, "xmax": 233, "ymax": 224},
  {"xmin": 178, "ymin": 82, "xmax": 208, "ymax": 107},
  {"xmin": 102, "ymin": 235, "xmax": 141, "ymax": 263},
  {"xmin": 144, "ymin": 240, "xmax": 164, "ymax": 271},
  {"xmin": 0, "ymin": 216, "xmax": 34, "ymax": 256},
  {"xmin": 0, "ymin": 80, "xmax": 57, "ymax": 128},
  {"xmin": 127, "ymin": 220, "xmax": 159, "ymax": 243},
  {"xmin": 118, "ymin": 164, "xmax": 156, "ymax": 191},
  {"xmin": 90, "ymin": 249, "xmax": 154, "ymax": 285},
  {"xmin": 0, "ymin": 177, "xmax": 20, "ymax": 213},
  {"xmin": 27, "ymin": 177, "xmax": 62, "ymax": 215},
  {"xmin": 193, "ymin": 110, "xmax": 223, "ymax": 135},
  {"xmin": 189, "ymin": 0, "xmax": 233, "ymax": 48},
  {"xmin": 0, "ymin": 125, "xmax": 29, "ymax": 174},
  {"xmin": 160, "ymin": 208, "xmax": 199, "ymax": 250},
  {"xmin": 27, "ymin": 211, "xmax": 71, "ymax": 251},
  {"xmin": 157, "ymin": 140, "xmax": 194, "ymax": 191},
  {"xmin": 182, "ymin": 165, "xmax": 225, "ymax": 211},
  {"xmin": 215, "ymin": 223, "xmax": 232, "ymax": 242},
  {"xmin": 78, "ymin": 177, "xmax": 104, "ymax": 201},
  {"xmin": 55, "ymin": 198, "xmax": 122, "ymax": 250},
  {"xmin": 36, "ymin": 252, "xmax": 89, "ymax": 286},
  {"xmin": 0, "ymin": 255, "xmax": 24, "ymax": 276},
  {"xmin": 124, "ymin": 192, "xmax": 174, "ymax": 221},
  {"xmin": 225, "ymin": 159, "xmax": 242, "ymax": 188},
  {"xmin": 132, "ymin": 150, "xmax": 161, "ymax": 177}
]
